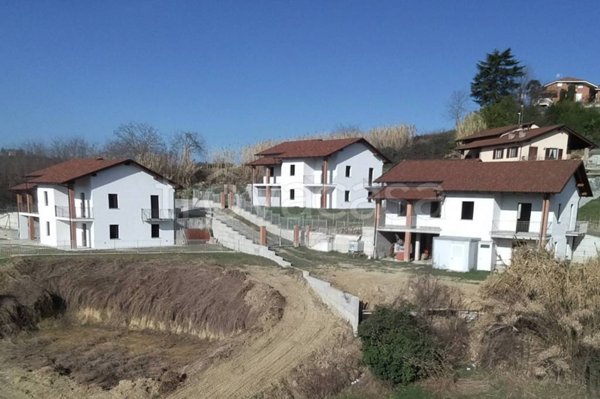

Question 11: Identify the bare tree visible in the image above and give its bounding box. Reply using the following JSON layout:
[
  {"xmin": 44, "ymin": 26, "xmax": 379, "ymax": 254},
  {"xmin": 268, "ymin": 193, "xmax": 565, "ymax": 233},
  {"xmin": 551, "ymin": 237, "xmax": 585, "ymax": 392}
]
[
  {"xmin": 446, "ymin": 90, "xmax": 470, "ymax": 127},
  {"xmin": 104, "ymin": 123, "xmax": 166, "ymax": 160},
  {"xmin": 50, "ymin": 137, "xmax": 97, "ymax": 160}
]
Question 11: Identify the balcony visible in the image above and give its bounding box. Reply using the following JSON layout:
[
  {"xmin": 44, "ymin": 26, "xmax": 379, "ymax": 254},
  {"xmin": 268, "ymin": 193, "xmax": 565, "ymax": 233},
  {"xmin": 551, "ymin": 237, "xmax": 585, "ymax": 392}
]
[
  {"xmin": 363, "ymin": 178, "xmax": 382, "ymax": 189},
  {"xmin": 491, "ymin": 219, "xmax": 548, "ymax": 240},
  {"xmin": 303, "ymin": 175, "xmax": 334, "ymax": 185},
  {"xmin": 566, "ymin": 221, "xmax": 588, "ymax": 236},
  {"xmin": 17, "ymin": 203, "xmax": 38, "ymax": 215},
  {"xmin": 254, "ymin": 176, "xmax": 280, "ymax": 186},
  {"xmin": 141, "ymin": 208, "xmax": 175, "ymax": 222},
  {"xmin": 55, "ymin": 205, "xmax": 94, "ymax": 219}
]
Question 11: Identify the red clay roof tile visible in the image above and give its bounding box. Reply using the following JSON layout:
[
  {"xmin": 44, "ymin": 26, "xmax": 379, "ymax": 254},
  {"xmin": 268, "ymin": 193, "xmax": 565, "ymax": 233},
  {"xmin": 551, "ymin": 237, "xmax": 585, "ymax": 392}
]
[{"xmin": 375, "ymin": 159, "xmax": 591, "ymax": 196}]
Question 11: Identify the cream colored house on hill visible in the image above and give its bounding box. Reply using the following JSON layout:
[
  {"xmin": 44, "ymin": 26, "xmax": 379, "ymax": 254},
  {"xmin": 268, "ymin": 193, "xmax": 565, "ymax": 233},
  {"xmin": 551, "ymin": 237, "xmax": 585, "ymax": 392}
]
[{"xmin": 456, "ymin": 123, "xmax": 596, "ymax": 162}]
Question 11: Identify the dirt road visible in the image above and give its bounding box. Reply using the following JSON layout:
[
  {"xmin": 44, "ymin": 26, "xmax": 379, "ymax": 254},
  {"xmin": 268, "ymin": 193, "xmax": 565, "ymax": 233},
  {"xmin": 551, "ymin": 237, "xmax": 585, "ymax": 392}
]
[{"xmin": 171, "ymin": 267, "xmax": 351, "ymax": 398}]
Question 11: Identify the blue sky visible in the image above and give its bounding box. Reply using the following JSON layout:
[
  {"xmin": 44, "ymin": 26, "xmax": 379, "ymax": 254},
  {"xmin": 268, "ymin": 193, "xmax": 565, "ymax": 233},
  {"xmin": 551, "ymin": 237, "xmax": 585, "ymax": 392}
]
[{"xmin": 1, "ymin": 1, "xmax": 599, "ymax": 152}]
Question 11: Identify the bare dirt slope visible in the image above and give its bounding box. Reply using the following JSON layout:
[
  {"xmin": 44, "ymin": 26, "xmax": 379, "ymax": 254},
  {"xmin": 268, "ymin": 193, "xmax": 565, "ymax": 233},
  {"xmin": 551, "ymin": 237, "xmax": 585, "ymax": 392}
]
[
  {"xmin": 0, "ymin": 255, "xmax": 354, "ymax": 399},
  {"xmin": 172, "ymin": 266, "xmax": 351, "ymax": 398}
]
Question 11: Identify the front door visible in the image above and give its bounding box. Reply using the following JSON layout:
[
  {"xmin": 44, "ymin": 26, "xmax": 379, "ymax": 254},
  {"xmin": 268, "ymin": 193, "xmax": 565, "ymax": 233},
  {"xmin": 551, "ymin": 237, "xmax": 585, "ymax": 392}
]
[
  {"xmin": 516, "ymin": 203, "xmax": 532, "ymax": 233},
  {"xmin": 151, "ymin": 195, "xmax": 159, "ymax": 219},
  {"xmin": 528, "ymin": 146, "xmax": 538, "ymax": 160}
]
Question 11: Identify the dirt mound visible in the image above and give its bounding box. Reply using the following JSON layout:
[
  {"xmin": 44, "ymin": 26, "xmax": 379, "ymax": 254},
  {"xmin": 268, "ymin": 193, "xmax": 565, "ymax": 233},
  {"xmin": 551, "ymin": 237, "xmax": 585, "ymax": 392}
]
[{"xmin": 1, "ymin": 257, "xmax": 285, "ymax": 339}]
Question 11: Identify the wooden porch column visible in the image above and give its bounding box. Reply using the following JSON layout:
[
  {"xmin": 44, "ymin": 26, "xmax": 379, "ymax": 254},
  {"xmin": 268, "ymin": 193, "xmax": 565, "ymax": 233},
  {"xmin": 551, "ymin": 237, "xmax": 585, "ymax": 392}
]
[
  {"xmin": 26, "ymin": 193, "xmax": 32, "ymax": 213},
  {"xmin": 293, "ymin": 225, "xmax": 300, "ymax": 247},
  {"xmin": 68, "ymin": 184, "xmax": 77, "ymax": 249},
  {"xmin": 321, "ymin": 158, "xmax": 329, "ymax": 209},
  {"xmin": 266, "ymin": 167, "xmax": 271, "ymax": 207},
  {"xmin": 16, "ymin": 193, "xmax": 22, "ymax": 213},
  {"xmin": 259, "ymin": 226, "xmax": 268, "ymax": 246},
  {"xmin": 404, "ymin": 200, "xmax": 414, "ymax": 261},
  {"xmin": 251, "ymin": 166, "xmax": 256, "ymax": 206},
  {"xmin": 539, "ymin": 194, "xmax": 550, "ymax": 248}
]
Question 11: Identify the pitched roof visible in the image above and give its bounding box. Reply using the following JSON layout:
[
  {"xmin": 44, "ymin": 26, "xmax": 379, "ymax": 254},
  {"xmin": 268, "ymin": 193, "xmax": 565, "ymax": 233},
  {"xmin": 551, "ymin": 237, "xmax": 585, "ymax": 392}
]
[
  {"xmin": 370, "ymin": 186, "xmax": 441, "ymax": 201},
  {"xmin": 25, "ymin": 158, "xmax": 127, "ymax": 184},
  {"xmin": 456, "ymin": 124, "xmax": 597, "ymax": 150},
  {"xmin": 13, "ymin": 158, "xmax": 179, "ymax": 189},
  {"xmin": 252, "ymin": 137, "xmax": 390, "ymax": 163},
  {"xmin": 10, "ymin": 182, "xmax": 38, "ymax": 191},
  {"xmin": 544, "ymin": 77, "xmax": 598, "ymax": 88},
  {"xmin": 247, "ymin": 157, "xmax": 282, "ymax": 166},
  {"xmin": 374, "ymin": 159, "xmax": 592, "ymax": 196},
  {"xmin": 458, "ymin": 123, "xmax": 535, "ymax": 143}
]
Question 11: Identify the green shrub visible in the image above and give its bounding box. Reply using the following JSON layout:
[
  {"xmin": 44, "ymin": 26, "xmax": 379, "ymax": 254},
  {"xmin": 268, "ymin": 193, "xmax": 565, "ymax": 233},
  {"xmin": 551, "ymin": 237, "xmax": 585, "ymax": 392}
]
[{"xmin": 358, "ymin": 307, "xmax": 441, "ymax": 385}]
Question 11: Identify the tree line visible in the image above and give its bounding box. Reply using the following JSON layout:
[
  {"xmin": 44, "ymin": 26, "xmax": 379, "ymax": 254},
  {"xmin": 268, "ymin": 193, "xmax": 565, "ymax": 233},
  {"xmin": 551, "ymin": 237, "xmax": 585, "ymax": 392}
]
[{"xmin": 0, "ymin": 123, "xmax": 204, "ymax": 208}]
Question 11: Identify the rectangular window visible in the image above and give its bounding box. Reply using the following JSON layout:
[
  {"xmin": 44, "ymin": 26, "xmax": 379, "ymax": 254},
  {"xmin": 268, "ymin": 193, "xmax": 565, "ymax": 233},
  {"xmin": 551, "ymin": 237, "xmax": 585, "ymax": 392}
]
[
  {"xmin": 289, "ymin": 189, "xmax": 295, "ymax": 200},
  {"xmin": 44, "ymin": 191, "xmax": 49, "ymax": 206},
  {"xmin": 545, "ymin": 148, "xmax": 559, "ymax": 160},
  {"xmin": 46, "ymin": 221, "xmax": 50, "ymax": 236},
  {"xmin": 345, "ymin": 165, "xmax": 351, "ymax": 177},
  {"xmin": 368, "ymin": 168, "xmax": 374, "ymax": 185},
  {"xmin": 151, "ymin": 224, "xmax": 160, "ymax": 238},
  {"xmin": 367, "ymin": 191, "xmax": 372, "ymax": 203},
  {"xmin": 507, "ymin": 147, "xmax": 519, "ymax": 158},
  {"xmin": 557, "ymin": 203, "xmax": 562, "ymax": 223},
  {"xmin": 290, "ymin": 164, "xmax": 295, "ymax": 176},
  {"xmin": 109, "ymin": 224, "xmax": 119, "ymax": 239},
  {"xmin": 108, "ymin": 193, "xmax": 118, "ymax": 209},
  {"xmin": 344, "ymin": 190, "xmax": 350, "ymax": 202},
  {"xmin": 429, "ymin": 201, "xmax": 441, "ymax": 218},
  {"xmin": 461, "ymin": 201, "xmax": 474, "ymax": 220},
  {"xmin": 493, "ymin": 149, "xmax": 504, "ymax": 159}
]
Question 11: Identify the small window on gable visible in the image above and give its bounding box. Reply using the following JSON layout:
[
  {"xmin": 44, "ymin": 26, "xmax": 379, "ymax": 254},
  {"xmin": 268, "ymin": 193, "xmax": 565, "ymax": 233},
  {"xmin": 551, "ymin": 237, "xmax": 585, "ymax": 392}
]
[
  {"xmin": 493, "ymin": 149, "xmax": 504, "ymax": 159},
  {"xmin": 108, "ymin": 193, "xmax": 118, "ymax": 209},
  {"xmin": 109, "ymin": 224, "xmax": 119, "ymax": 239},
  {"xmin": 44, "ymin": 191, "xmax": 49, "ymax": 206},
  {"xmin": 151, "ymin": 224, "xmax": 160, "ymax": 238},
  {"xmin": 290, "ymin": 189, "xmax": 295, "ymax": 200},
  {"xmin": 290, "ymin": 164, "xmax": 295, "ymax": 176},
  {"xmin": 430, "ymin": 201, "xmax": 441, "ymax": 218},
  {"xmin": 345, "ymin": 165, "xmax": 351, "ymax": 177},
  {"xmin": 507, "ymin": 147, "xmax": 519, "ymax": 158},
  {"xmin": 344, "ymin": 191, "xmax": 350, "ymax": 202},
  {"xmin": 461, "ymin": 201, "xmax": 474, "ymax": 220}
]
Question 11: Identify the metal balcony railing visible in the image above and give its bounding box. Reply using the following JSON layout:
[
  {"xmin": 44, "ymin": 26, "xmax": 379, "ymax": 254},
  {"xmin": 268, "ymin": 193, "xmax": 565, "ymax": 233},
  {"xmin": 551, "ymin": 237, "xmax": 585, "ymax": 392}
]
[
  {"xmin": 55, "ymin": 205, "xmax": 93, "ymax": 219},
  {"xmin": 141, "ymin": 208, "xmax": 175, "ymax": 221}
]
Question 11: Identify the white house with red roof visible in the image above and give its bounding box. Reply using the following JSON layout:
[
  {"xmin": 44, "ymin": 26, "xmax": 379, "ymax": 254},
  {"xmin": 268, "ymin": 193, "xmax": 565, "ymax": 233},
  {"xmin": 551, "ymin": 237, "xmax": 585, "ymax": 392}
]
[
  {"xmin": 370, "ymin": 159, "xmax": 592, "ymax": 271},
  {"xmin": 456, "ymin": 123, "xmax": 596, "ymax": 162},
  {"xmin": 248, "ymin": 137, "xmax": 389, "ymax": 209},
  {"xmin": 11, "ymin": 158, "xmax": 178, "ymax": 249}
]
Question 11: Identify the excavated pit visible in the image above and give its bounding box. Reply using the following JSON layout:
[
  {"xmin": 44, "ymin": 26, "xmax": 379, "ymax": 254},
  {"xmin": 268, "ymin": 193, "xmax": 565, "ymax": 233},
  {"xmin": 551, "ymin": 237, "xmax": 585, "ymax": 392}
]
[{"xmin": 0, "ymin": 256, "xmax": 285, "ymax": 393}]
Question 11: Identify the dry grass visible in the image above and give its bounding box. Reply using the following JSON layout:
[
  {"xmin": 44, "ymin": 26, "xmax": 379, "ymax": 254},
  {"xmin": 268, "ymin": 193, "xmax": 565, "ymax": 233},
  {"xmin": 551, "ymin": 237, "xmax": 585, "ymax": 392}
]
[
  {"xmin": 0, "ymin": 257, "xmax": 285, "ymax": 339},
  {"xmin": 475, "ymin": 248, "xmax": 600, "ymax": 391}
]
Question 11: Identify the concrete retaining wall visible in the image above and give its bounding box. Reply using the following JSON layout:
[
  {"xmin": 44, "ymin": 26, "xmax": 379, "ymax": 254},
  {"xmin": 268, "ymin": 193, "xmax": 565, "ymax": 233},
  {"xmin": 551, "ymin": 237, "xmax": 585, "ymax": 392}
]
[
  {"xmin": 212, "ymin": 219, "xmax": 291, "ymax": 267},
  {"xmin": 302, "ymin": 270, "xmax": 360, "ymax": 334},
  {"xmin": 573, "ymin": 234, "xmax": 600, "ymax": 263},
  {"xmin": 209, "ymin": 202, "xmax": 361, "ymax": 334}
]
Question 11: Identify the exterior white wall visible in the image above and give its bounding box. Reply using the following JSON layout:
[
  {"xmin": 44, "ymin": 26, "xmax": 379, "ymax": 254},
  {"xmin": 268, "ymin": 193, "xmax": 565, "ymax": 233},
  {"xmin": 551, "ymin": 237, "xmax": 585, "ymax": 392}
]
[
  {"xmin": 251, "ymin": 142, "xmax": 384, "ymax": 209},
  {"xmin": 379, "ymin": 182, "xmax": 583, "ymax": 270},
  {"xmin": 37, "ymin": 184, "xmax": 68, "ymax": 247},
  {"xmin": 23, "ymin": 163, "xmax": 176, "ymax": 250},
  {"xmin": 89, "ymin": 163, "xmax": 175, "ymax": 249},
  {"xmin": 548, "ymin": 177, "xmax": 580, "ymax": 259},
  {"xmin": 328, "ymin": 142, "xmax": 383, "ymax": 209},
  {"xmin": 478, "ymin": 131, "xmax": 570, "ymax": 162}
]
